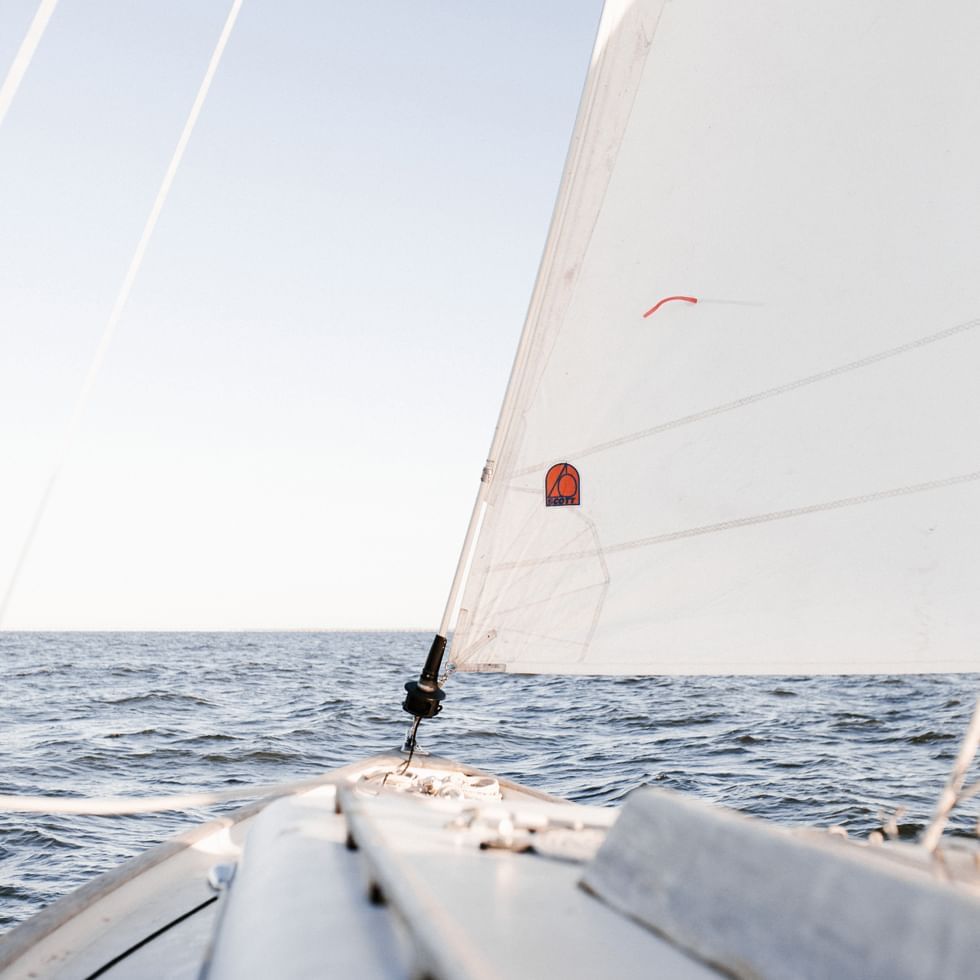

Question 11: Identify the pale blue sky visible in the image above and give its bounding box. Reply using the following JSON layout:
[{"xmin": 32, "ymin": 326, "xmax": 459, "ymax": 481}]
[{"xmin": 0, "ymin": 1, "xmax": 603, "ymax": 629}]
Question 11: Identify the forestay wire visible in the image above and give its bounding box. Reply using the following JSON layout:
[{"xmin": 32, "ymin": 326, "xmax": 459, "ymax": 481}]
[
  {"xmin": 0, "ymin": 0, "xmax": 59, "ymax": 131},
  {"xmin": 0, "ymin": 0, "xmax": 244, "ymax": 627}
]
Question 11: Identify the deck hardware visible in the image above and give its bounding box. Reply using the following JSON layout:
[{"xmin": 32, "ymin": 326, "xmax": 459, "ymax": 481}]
[
  {"xmin": 401, "ymin": 634, "xmax": 448, "ymax": 754},
  {"xmin": 206, "ymin": 862, "xmax": 237, "ymax": 892}
]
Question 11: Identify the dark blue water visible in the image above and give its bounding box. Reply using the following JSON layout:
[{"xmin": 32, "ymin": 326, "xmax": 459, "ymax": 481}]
[{"xmin": 2, "ymin": 631, "xmax": 978, "ymax": 932}]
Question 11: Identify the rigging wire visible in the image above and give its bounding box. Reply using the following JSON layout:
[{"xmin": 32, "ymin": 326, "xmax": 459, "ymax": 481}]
[
  {"xmin": 0, "ymin": 0, "xmax": 59, "ymax": 131},
  {"xmin": 0, "ymin": 771, "xmax": 326, "ymax": 815},
  {"xmin": 0, "ymin": 0, "xmax": 244, "ymax": 628},
  {"xmin": 399, "ymin": 719, "xmax": 421, "ymax": 773},
  {"xmin": 921, "ymin": 695, "xmax": 980, "ymax": 852}
]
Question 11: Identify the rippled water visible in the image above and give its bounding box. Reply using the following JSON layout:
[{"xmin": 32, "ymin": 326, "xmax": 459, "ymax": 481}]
[{"xmin": 2, "ymin": 631, "xmax": 979, "ymax": 932}]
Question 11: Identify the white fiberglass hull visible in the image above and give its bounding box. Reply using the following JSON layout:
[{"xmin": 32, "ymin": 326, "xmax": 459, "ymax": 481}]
[{"xmin": 3, "ymin": 754, "xmax": 980, "ymax": 980}]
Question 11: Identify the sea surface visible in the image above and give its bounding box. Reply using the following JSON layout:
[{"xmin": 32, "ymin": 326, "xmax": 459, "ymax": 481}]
[{"xmin": 2, "ymin": 631, "xmax": 979, "ymax": 933}]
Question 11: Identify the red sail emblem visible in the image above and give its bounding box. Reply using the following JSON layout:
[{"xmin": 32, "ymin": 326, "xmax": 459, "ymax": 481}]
[{"xmin": 545, "ymin": 462, "xmax": 580, "ymax": 507}]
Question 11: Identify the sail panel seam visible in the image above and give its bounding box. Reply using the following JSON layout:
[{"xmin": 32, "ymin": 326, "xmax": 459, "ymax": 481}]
[
  {"xmin": 490, "ymin": 469, "xmax": 980, "ymax": 571},
  {"xmin": 510, "ymin": 315, "xmax": 980, "ymax": 479},
  {"xmin": 448, "ymin": 4, "xmax": 668, "ymax": 655}
]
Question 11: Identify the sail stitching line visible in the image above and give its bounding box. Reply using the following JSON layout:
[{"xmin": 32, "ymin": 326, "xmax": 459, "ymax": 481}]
[
  {"xmin": 490, "ymin": 469, "xmax": 980, "ymax": 571},
  {"xmin": 576, "ymin": 508, "xmax": 610, "ymax": 661},
  {"xmin": 448, "ymin": 498, "xmax": 555, "ymax": 656},
  {"xmin": 488, "ymin": 580, "xmax": 610, "ymax": 619},
  {"xmin": 488, "ymin": 6, "xmax": 668, "ymax": 491},
  {"xmin": 456, "ymin": 520, "xmax": 590, "ymax": 643},
  {"xmin": 481, "ymin": 516, "xmax": 597, "ymax": 603},
  {"xmin": 476, "ymin": 517, "xmax": 610, "ymax": 660},
  {"xmin": 465, "ymin": 622, "xmax": 589, "ymax": 648},
  {"xmin": 510, "ymin": 315, "xmax": 980, "ymax": 479}
]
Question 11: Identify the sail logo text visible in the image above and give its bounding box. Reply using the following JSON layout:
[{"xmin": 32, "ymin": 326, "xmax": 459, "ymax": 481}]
[{"xmin": 545, "ymin": 462, "xmax": 581, "ymax": 507}]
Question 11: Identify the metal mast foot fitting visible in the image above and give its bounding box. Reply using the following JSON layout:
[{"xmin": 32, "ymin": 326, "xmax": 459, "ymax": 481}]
[{"xmin": 401, "ymin": 634, "xmax": 447, "ymax": 753}]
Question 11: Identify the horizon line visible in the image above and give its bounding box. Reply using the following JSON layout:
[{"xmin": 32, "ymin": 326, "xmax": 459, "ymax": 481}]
[{"xmin": 0, "ymin": 626, "xmax": 434, "ymax": 634}]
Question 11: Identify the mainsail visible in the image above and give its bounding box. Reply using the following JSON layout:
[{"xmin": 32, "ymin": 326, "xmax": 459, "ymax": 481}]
[{"xmin": 449, "ymin": 0, "xmax": 980, "ymax": 675}]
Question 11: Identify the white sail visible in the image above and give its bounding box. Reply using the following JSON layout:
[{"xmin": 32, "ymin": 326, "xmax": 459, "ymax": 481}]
[{"xmin": 449, "ymin": 0, "xmax": 980, "ymax": 675}]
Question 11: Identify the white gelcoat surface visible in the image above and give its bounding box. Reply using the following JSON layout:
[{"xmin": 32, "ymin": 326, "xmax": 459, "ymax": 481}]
[
  {"xmin": 340, "ymin": 786, "xmax": 714, "ymax": 979},
  {"xmin": 206, "ymin": 786, "xmax": 409, "ymax": 980},
  {"xmin": 584, "ymin": 787, "xmax": 980, "ymax": 980}
]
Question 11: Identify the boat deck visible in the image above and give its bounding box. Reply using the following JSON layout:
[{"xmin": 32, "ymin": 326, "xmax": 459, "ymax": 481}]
[
  {"xmin": 0, "ymin": 755, "xmax": 717, "ymax": 979},
  {"xmin": 7, "ymin": 753, "xmax": 980, "ymax": 979}
]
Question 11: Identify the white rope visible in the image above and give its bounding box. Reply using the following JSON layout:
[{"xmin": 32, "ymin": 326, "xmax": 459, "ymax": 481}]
[
  {"xmin": 0, "ymin": 0, "xmax": 244, "ymax": 627},
  {"xmin": 921, "ymin": 695, "xmax": 980, "ymax": 852},
  {"xmin": 363, "ymin": 769, "xmax": 501, "ymax": 802},
  {"xmin": 953, "ymin": 778, "xmax": 980, "ymax": 806},
  {"xmin": 0, "ymin": 0, "xmax": 59, "ymax": 131},
  {"xmin": 0, "ymin": 773, "xmax": 323, "ymax": 815}
]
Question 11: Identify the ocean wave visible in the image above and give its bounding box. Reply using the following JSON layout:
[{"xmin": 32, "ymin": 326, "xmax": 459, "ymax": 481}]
[{"xmin": 1, "ymin": 631, "xmax": 976, "ymax": 935}]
